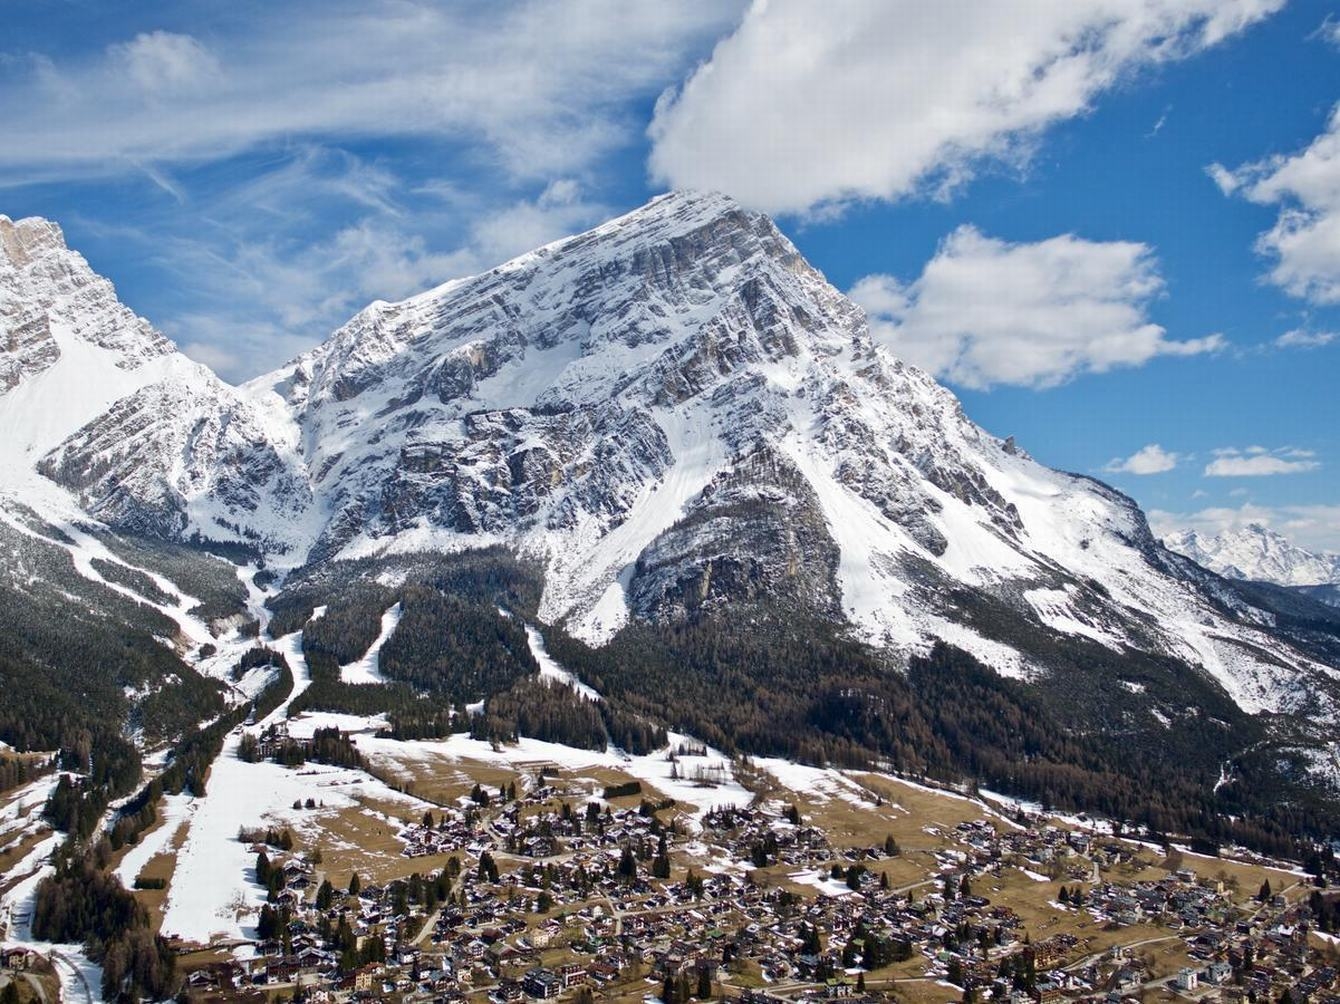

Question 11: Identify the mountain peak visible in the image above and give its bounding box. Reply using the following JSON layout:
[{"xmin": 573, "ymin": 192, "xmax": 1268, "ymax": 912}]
[
  {"xmin": 282, "ymin": 188, "xmax": 830, "ymax": 420},
  {"xmin": 1, "ymin": 212, "xmax": 174, "ymax": 394},
  {"xmin": 0, "ymin": 214, "xmax": 68, "ymax": 268},
  {"xmin": 603, "ymin": 189, "xmax": 749, "ymax": 233}
]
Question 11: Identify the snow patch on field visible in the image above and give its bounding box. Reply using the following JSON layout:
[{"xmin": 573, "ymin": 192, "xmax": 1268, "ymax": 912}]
[
  {"xmin": 0, "ymin": 833, "xmax": 60, "ymax": 937},
  {"xmin": 158, "ymin": 618, "xmax": 428, "ymax": 944},
  {"xmin": 358, "ymin": 730, "xmax": 749, "ymax": 829},
  {"xmin": 789, "ymin": 869, "xmax": 856, "ymax": 898},
  {"xmin": 113, "ymin": 793, "xmax": 196, "ymax": 887},
  {"xmin": 160, "ymin": 738, "xmax": 426, "ymax": 944},
  {"xmin": 753, "ymin": 758, "xmax": 873, "ymax": 808},
  {"xmin": 0, "ymin": 774, "xmax": 58, "ymax": 832},
  {"xmin": 284, "ymin": 711, "xmax": 389, "ymax": 738}
]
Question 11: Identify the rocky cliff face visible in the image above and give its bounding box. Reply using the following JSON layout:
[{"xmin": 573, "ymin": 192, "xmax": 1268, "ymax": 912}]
[
  {"xmin": 0, "ymin": 215, "xmax": 172, "ymax": 392},
  {"xmin": 18, "ymin": 193, "xmax": 1340, "ymax": 735}
]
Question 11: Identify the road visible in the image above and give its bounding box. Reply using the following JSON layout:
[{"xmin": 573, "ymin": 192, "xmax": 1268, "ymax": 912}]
[{"xmin": 49, "ymin": 949, "xmax": 94, "ymax": 1004}]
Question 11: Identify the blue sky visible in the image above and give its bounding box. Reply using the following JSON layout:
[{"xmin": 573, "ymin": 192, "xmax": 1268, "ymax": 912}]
[{"xmin": 1, "ymin": 0, "xmax": 1338, "ymax": 548}]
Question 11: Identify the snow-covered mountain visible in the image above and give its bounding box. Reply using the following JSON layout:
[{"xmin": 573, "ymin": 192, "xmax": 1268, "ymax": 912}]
[
  {"xmin": 13, "ymin": 192, "xmax": 1340, "ymax": 734},
  {"xmin": 0, "ymin": 214, "xmax": 208, "ymax": 521},
  {"xmin": 0, "ymin": 214, "xmax": 313, "ymax": 549},
  {"xmin": 1164, "ymin": 523, "xmax": 1340, "ymax": 588}
]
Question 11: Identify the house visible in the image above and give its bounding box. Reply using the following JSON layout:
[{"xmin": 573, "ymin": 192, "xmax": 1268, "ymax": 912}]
[
  {"xmin": 353, "ymin": 964, "xmax": 382, "ymax": 992},
  {"xmin": 558, "ymin": 963, "xmax": 588, "ymax": 988},
  {"xmin": 296, "ymin": 946, "xmax": 330, "ymax": 970},
  {"xmin": 529, "ymin": 927, "xmax": 558, "ymax": 949},
  {"xmin": 186, "ymin": 969, "xmax": 218, "ymax": 990},
  {"xmin": 1, "ymin": 948, "xmax": 34, "ymax": 971},
  {"xmin": 523, "ymin": 968, "xmax": 562, "ymax": 999},
  {"xmin": 1176, "ymin": 967, "xmax": 1200, "ymax": 992},
  {"xmin": 1033, "ymin": 979, "xmax": 1065, "ymax": 1004}
]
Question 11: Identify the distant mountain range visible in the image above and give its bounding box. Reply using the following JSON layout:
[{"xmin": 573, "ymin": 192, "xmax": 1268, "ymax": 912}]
[{"xmin": 1164, "ymin": 523, "xmax": 1340, "ymax": 607}]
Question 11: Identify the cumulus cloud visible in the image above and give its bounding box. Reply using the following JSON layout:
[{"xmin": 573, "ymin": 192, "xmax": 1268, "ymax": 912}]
[
  {"xmin": 1104, "ymin": 444, "xmax": 1180, "ymax": 475},
  {"xmin": 1274, "ymin": 328, "xmax": 1337, "ymax": 349},
  {"xmin": 1149, "ymin": 503, "xmax": 1340, "ymax": 553},
  {"xmin": 849, "ymin": 226, "xmax": 1223, "ymax": 389},
  {"xmin": 1210, "ymin": 104, "xmax": 1340, "ymax": 304},
  {"xmin": 0, "ymin": 0, "xmax": 738, "ymax": 182},
  {"xmin": 648, "ymin": 0, "xmax": 1282, "ymax": 215},
  {"xmin": 1204, "ymin": 446, "xmax": 1321, "ymax": 477}
]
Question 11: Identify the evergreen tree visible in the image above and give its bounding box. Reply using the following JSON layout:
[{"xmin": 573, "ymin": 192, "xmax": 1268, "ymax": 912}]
[
  {"xmin": 697, "ymin": 965, "xmax": 713, "ymax": 999},
  {"xmin": 947, "ymin": 957, "xmax": 965, "ymax": 987},
  {"xmin": 619, "ymin": 845, "xmax": 638, "ymax": 881}
]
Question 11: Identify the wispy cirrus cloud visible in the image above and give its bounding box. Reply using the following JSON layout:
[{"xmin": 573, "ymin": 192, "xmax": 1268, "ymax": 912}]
[
  {"xmin": 85, "ymin": 147, "xmax": 612, "ymax": 382},
  {"xmin": 1274, "ymin": 328, "xmax": 1337, "ymax": 349},
  {"xmin": 0, "ymin": 1, "xmax": 739, "ymax": 184},
  {"xmin": 0, "ymin": 1, "xmax": 742, "ymax": 382}
]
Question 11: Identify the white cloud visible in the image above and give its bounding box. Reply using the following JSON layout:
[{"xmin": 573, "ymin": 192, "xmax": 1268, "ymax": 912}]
[
  {"xmin": 648, "ymin": 0, "xmax": 1282, "ymax": 215},
  {"xmin": 1150, "ymin": 503, "xmax": 1340, "ymax": 553},
  {"xmin": 1274, "ymin": 328, "xmax": 1337, "ymax": 349},
  {"xmin": 470, "ymin": 179, "xmax": 608, "ymax": 264},
  {"xmin": 1105, "ymin": 443, "xmax": 1180, "ymax": 475},
  {"xmin": 849, "ymin": 226, "xmax": 1223, "ymax": 389},
  {"xmin": 1314, "ymin": 14, "xmax": 1340, "ymax": 49},
  {"xmin": 1211, "ymin": 104, "xmax": 1340, "ymax": 304},
  {"xmin": 108, "ymin": 31, "xmax": 222, "ymax": 96},
  {"xmin": 0, "ymin": 1, "xmax": 739, "ymax": 182},
  {"xmin": 1203, "ymin": 447, "xmax": 1321, "ymax": 477}
]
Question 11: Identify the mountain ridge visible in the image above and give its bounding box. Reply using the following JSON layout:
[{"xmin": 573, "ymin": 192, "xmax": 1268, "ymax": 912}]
[
  {"xmin": 4, "ymin": 192, "xmax": 1340, "ymax": 804},
  {"xmin": 1165, "ymin": 522, "xmax": 1340, "ymax": 588},
  {"xmin": 14, "ymin": 195, "xmax": 1340, "ymax": 684}
]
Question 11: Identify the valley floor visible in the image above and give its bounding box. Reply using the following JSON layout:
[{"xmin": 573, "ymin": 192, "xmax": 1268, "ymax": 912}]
[
  {"xmin": 2, "ymin": 567, "xmax": 1336, "ymax": 1004},
  {"xmin": 48, "ymin": 696, "xmax": 1334, "ymax": 1004}
]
